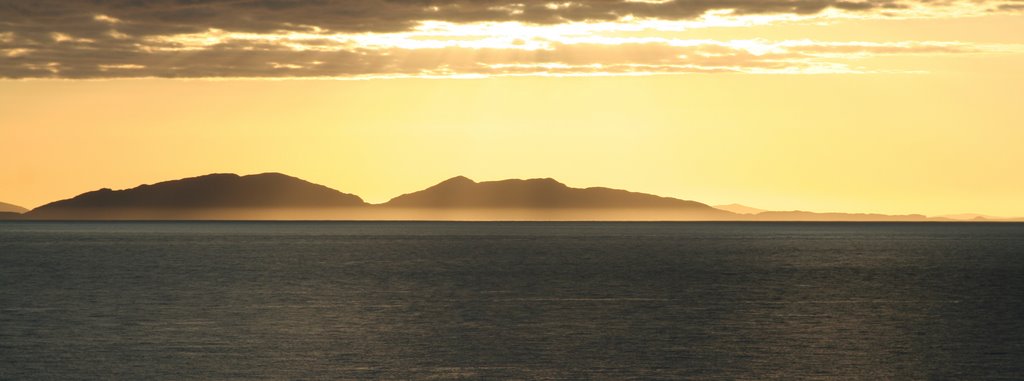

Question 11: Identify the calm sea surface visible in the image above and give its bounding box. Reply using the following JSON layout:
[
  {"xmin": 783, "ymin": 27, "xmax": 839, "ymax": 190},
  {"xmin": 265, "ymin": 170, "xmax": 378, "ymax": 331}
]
[{"xmin": 1, "ymin": 221, "xmax": 1022, "ymax": 379}]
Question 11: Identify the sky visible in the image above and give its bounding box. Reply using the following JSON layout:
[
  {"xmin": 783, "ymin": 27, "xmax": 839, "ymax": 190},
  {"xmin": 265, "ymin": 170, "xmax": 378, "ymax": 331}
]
[{"xmin": 1, "ymin": 0, "xmax": 1023, "ymax": 216}]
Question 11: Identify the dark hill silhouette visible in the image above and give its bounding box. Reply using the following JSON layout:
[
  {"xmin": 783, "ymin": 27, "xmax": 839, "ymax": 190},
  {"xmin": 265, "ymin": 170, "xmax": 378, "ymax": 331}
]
[
  {"xmin": 379, "ymin": 176, "xmax": 735, "ymax": 220},
  {"xmin": 0, "ymin": 211, "xmax": 22, "ymax": 220},
  {"xmin": 13, "ymin": 172, "xmax": 1014, "ymax": 221},
  {"xmin": 386, "ymin": 176, "xmax": 718, "ymax": 209},
  {"xmin": 0, "ymin": 201, "xmax": 28, "ymax": 214},
  {"xmin": 27, "ymin": 173, "xmax": 366, "ymax": 220}
]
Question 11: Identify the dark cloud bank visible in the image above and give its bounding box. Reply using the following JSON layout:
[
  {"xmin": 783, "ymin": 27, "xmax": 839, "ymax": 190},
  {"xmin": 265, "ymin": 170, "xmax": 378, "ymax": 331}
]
[{"xmin": 0, "ymin": 0, "xmax": 1015, "ymax": 78}]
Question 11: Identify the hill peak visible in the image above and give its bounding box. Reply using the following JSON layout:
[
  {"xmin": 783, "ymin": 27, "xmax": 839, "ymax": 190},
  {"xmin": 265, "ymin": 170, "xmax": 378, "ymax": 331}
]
[
  {"xmin": 438, "ymin": 175, "xmax": 476, "ymax": 186},
  {"xmin": 519, "ymin": 177, "xmax": 564, "ymax": 185},
  {"xmin": 384, "ymin": 175, "xmax": 725, "ymax": 215},
  {"xmin": 27, "ymin": 172, "xmax": 366, "ymax": 219}
]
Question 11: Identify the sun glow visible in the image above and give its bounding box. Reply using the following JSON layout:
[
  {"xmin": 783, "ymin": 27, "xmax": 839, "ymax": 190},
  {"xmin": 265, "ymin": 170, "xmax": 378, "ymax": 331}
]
[
  {"xmin": 143, "ymin": 14, "xmax": 812, "ymax": 53},
  {"xmin": 122, "ymin": 12, "xmax": 1020, "ymax": 78}
]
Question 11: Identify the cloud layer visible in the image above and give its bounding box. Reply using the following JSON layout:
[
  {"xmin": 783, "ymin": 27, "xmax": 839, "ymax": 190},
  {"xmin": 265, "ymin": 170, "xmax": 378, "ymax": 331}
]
[{"xmin": 1, "ymin": 0, "xmax": 1021, "ymax": 78}]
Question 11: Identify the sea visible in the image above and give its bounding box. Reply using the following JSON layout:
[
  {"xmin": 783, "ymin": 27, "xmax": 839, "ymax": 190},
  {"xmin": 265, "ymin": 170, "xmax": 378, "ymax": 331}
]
[{"xmin": 1, "ymin": 221, "xmax": 1022, "ymax": 380}]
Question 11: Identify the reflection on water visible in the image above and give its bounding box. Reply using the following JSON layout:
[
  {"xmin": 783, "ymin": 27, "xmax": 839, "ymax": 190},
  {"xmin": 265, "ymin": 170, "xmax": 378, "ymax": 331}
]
[{"xmin": 1, "ymin": 222, "xmax": 1022, "ymax": 379}]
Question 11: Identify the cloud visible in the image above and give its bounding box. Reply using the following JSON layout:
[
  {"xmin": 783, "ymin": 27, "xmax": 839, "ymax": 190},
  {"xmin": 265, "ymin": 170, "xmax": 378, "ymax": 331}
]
[
  {"xmin": 0, "ymin": 32, "xmax": 1000, "ymax": 78},
  {"xmin": 1, "ymin": 1, "xmax": 1015, "ymax": 36},
  {"xmin": 0, "ymin": 0, "xmax": 1020, "ymax": 78}
]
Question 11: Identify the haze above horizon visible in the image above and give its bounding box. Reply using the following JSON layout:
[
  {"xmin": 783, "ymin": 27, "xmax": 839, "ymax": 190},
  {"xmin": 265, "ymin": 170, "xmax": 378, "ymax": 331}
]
[{"xmin": 2, "ymin": 1, "xmax": 1022, "ymax": 216}]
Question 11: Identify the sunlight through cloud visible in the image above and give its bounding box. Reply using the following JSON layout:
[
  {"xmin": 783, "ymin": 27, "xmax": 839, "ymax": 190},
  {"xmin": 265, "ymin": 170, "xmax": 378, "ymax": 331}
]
[{"xmin": 1, "ymin": 0, "xmax": 1023, "ymax": 78}]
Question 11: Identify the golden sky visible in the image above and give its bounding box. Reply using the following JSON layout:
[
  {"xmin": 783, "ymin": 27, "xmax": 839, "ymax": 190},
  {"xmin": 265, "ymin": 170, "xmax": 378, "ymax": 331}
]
[{"xmin": 2, "ymin": 1, "xmax": 1023, "ymax": 216}]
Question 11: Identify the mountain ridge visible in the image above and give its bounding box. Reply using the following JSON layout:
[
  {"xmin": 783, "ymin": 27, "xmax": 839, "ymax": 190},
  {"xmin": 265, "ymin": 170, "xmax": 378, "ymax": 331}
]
[
  {"xmin": 13, "ymin": 172, "xmax": 1019, "ymax": 221},
  {"xmin": 26, "ymin": 173, "xmax": 366, "ymax": 220},
  {"xmin": 384, "ymin": 176, "xmax": 720, "ymax": 210},
  {"xmin": 377, "ymin": 176, "xmax": 735, "ymax": 220},
  {"xmin": 0, "ymin": 201, "xmax": 28, "ymax": 214}
]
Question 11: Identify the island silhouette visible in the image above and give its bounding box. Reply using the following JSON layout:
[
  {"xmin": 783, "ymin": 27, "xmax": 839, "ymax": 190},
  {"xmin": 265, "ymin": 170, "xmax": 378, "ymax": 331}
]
[
  {"xmin": 0, "ymin": 201, "xmax": 27, "ymax": 220},
  {"xmin": 4, "ymin": 172, "xmax": 1019, "ymax": 221},
  {"xmin": 26, "ymin": 173, "xmax": 365, "ymax": 220},
  {"xmin": 374, "ymin": 176, "xmax": 734, "ymax": 220},
  {"xmin": 0, "ymin": 201, "xmax": 27, "ymax": 214}
]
